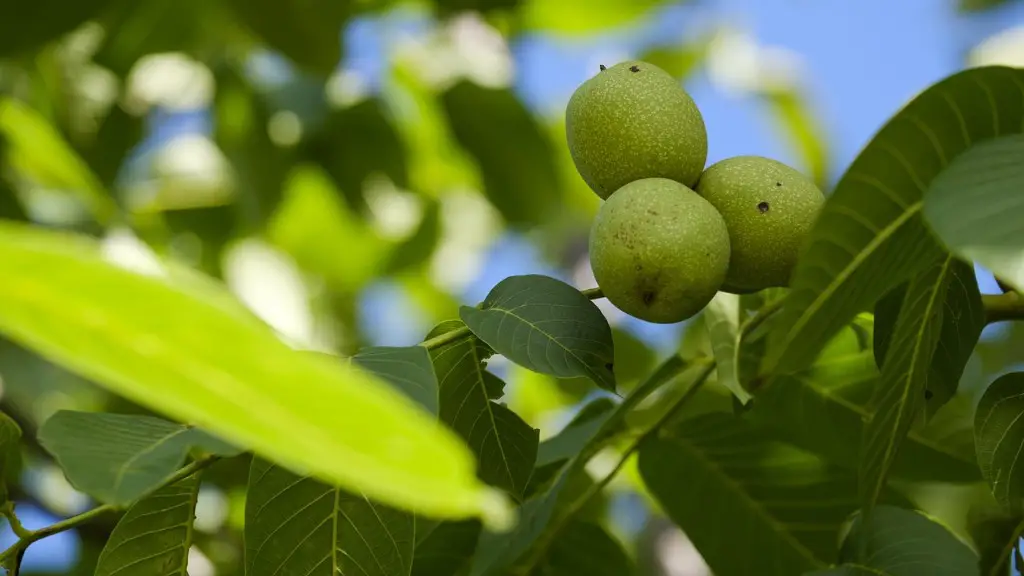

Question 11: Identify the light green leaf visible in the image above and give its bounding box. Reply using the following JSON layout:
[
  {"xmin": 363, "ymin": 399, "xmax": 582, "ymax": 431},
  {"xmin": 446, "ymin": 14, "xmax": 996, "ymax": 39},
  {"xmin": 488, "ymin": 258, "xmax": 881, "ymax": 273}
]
[
  {"xmin": 639, "ymin": 413, "xmax": 901, "ymax": 575},
  {"xmin": 0, "ymin": 221, "xmax": 503, "ymax": 523},
  {"xmin": 459, "ymin": 275, "xmax": 616, "ymax": 392},
  {"xmin": 246, "ymin": 457, "xmax": 415, "ymax": 576},
  {"xmin": 94, "ymin": 473, "xmax": 203, "ymax": 576},
  {"xmin": 813, "ymin": 506, "xmax": 980, "ymax": 576},
  {"xmin": 873, "ymin": 259, "xmax": 984, "ymax": 418},
  {"xmin": 639, "ymin": 37, "xmax": 711, "ymax": 80},
  {"xmin": 535, "ymin": 399, "xmax": 616, "ymax": 469},
  {"xmin": 766, "ymin": 66, "xmax": 1024, "ymax": 374},
  {"xmin": 353, "ymin": 346, "xmax": 439, "ymax": 417},
  {"xmin": 412, "ymin": 519, "xmax": 480, "ymax": 576},
  {"xmin": 0, "ymin": 98, "xmax": 116, "ymax": 223},
  {"xmin": 38, "ymin": 411, "xmax": 236, "ymax": 505},
  {"xmin": 536, "ymin": 520, "xmax": 633, "ymax": 576},
  {"xmin": 520, "ymin": 0, "xmax": 669, "ymax": 34},
  {"xmin": 426, "ymin": 321, "xmax": 539, "ymax": 500},
  {"xmin": 924, "ymin": 133, "xmax": 1024, "ymax": 292},
  {"xmin": 704, "ymin": 292, "xmax": 753, "ymax": 404},
  {"xmin": 976, "ymin": 372, "xmax": 1024, "ymax": 513},
  {"xmin": 861, "ymin": 257, "xmax": 953, "ymax": 514}
]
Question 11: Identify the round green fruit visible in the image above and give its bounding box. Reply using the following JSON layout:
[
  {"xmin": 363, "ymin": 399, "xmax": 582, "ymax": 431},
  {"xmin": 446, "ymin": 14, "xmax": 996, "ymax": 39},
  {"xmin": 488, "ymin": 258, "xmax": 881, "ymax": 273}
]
[
  {"xmin": 589, "ymin": 178, "xmax": 730, "ymax": 323},
  {"xmin": 566, "ymin": 60, "xmax": 708, "ymax": 199},
  {"xmin": 695, "ymin": 155, "xmax": 824, "ymax": 293}
]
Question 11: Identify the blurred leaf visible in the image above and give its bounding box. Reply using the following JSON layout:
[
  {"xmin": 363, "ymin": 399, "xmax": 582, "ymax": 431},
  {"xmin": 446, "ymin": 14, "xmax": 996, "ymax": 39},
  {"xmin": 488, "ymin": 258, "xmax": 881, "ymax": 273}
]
[
  {"xmin": 640, "ymin": 413, "xmax": 893, "ymax": 575},
  {"xmin": 861, "ymin": 256, "xmax": 953, "ymax": 515},
  {"xmin": 959, "ymin": 0, "xmax": 1014, "ymax": 11},
  {"xmin": 460, "ymin": 275, "xmax": 616, "ymax": 391},
  {"xmin": 0, "ymin": 97, "xmax": 117, "ymax": 223},
  {"xmin": 221, "ymin": 0, "xmax": 349, "ymax": 74},
  {"xmin": 807, "ymin": 506, "xmax": 980, "ymax": 576},
  {"xmin": 93, "ymin": 0, "xmax": 216, "ymax": 76},
  {"xmin": 434, "ymin": 0, "xmax": 520, "ymax": 16},
  {"xmin": 766, "ymin": 66, "xmax": 1024, "ymax": 375},
  {"xmin": 94, "ymin": 473, "xmax": 203, "ymax": 576},
  {"xmin": 353, "ymin": 346, "xmax": 439, "ymax": 418},
  {"xmin": 440, "ymin": 81, "xmax": 561, "ymax": 225},
  {"xmin": 0, "ymin": 221, "xmax": 496, "ymax": 521},
  {"xmin": 246, "ymin": 457, "xmax": 415, "ymax": 576},
  {"xmin": 924, "ymin": 134, "xmax": 1024, "ymax": 293},
  {"xmin": 967, "ymin": 508, "xmax": 1024, "ymax": 576},
  {"xmin": 305, "ymin": 98, "xmax": 410, "ymax": 212},
  {"xmin": 0, "ymin": 412, "xmax": 21, "ymax": 501},
  {"xmin": 535, "ymin": 399, "xmax": 615, "ymax": 470},
  {"xmin": 536, "ymin": 520, "xmax": 633, "ymax": 575},
  {"xmin": 383, "ymin": 199, "xmax": 441, "ymax": 276},
  {"xmin": 412, "ymin": 519, "xmax": 481, "ymax": 576},
  {"xmin": 976, "ymin": 372, "xmax": 1024, "ymax": 514},
  {"xmin": 38, "ymin": 411, "xmax": 237, "ymax": 504},
  {"xmin": 520, "ymin": 0, "xmax": 670, "ymax": 34},
  {"xmin": 639, "ymin": 40, "xmax": 710, "ymax": 80},
  {"xmin": 704, "ymin": 292, "xmax": 753, "ymax": 404},
  {"xmin": 0, "ymin": 0, "xmax": 117, "ymax": 56},
  {"xmin": 762, "ymin": 88, "xmax": 831, "ymax": 189},
  {"xmin": 426, "ymin": 320, "xmax": 538, "ymax": 500},
  {"xmin": 873, "ymin": 259, "xmax": 983, "ymax": 418},
  {"xmin": 79, "ymin": 104, "xmax": 144, "ymax": 189}
]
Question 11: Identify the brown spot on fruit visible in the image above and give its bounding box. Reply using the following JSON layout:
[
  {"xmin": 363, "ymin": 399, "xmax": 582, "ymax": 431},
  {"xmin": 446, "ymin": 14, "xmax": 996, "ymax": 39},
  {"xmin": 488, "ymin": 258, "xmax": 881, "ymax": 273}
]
[
  {"xmin": 600, "ymin": 64, "xmax": 607, "ymax": 71},
  {"xmin": 775, "ymin": 181, "xmax": 782, "ymax": 187},
  {"xmin": 758, "ymin": 202, "xmax": 770, "ymax": 213},
  {"xmin": 630, "ymin": 65, "xmax": 640, "ymax": 72},
  {"xmin": 641, "ymin": 290, "xmax": 656, "ymax": 306}
]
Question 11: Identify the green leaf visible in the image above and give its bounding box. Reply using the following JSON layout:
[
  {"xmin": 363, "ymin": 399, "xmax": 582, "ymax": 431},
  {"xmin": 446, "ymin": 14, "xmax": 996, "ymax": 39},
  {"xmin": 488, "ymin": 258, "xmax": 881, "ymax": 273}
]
[
  {"xmin": 412, "ymin": 519, "xmax": 481, "ymax": 576},
  {"xmin": 0, "ymin": 98, "xmax": 117, "ymax": 223},
  {"xmin": 383, "ymin": 199, "xmax": 441, "ymax": 276},
  {"xmin": 520, "ymin": 0, "xmax": 669, "ymax": 34},
  {"xmin": 94, "ymin": 473, "xmax": 203, "ymax": 576},
  {"xmin": 0, "ymin": 0, "xmax": 117, "ymax": 56},
  {"xmin": 959, "ymin": 0, "xmax": 1014, "ymax": 12},
  {"xmin": 924, "ymin": 134, "xmax": 1024, "ymax": 292},
  {"xmin": 873, "ymin": 259, "xmax": 983, "ymax": 418},
  {"xmin": 639, "ymin": 39, "xmax": 710, "ymax": 80},
  {"xmin": 860, "ymin": 257, "xmax": 954, "ymax": 514},
  {"xmin": 246, "ymin": 457, "xmax": 415, "ymax": 576},
  {"xmin": 535, "ymin": 399, "xmax": 616, "ymax": 469},
  {"xmin": 460, "ymin": 275, "xmax": 616, "ymax": 392},
  {"xmin": 704, "ymin": 292, "xmax": 754, "ymax": 404},
  {"xmin": 353, "ymin": 346, "xmax": 439, "ymax": 418},
  {"xmin": 639, "ymin": 413, "xmax": 899, "ymax": 576},
  {"xmin": 426, "ymin": 321, "xmax": 539, "ymax": 500},
  {"xmin": 976, "ymin": 372, "xmax": 1024, "ymax": 514},
  {"xmin": 0, "ymin": 221, "xmax": 503, "ymax": 523},
  {"xmin": 966, "ymin": 508, "xmax": 1024, "ymax": 576},
  {"xmin": 38, "ymin": 411, "xmax": 235, "ymax": 505},
  {"xmin": 0, "ymin": 412, "xmax": 22, "ymax": 501},
  {"xmin": 440, "ymin": 82, "xmax": 561, "ymax": 225},
  {"xmin": 766, "ymin": 66, "xmax": 1024, "ymax": 374},
  {"xmin": 536, "ymin": 520, "xmax": 633, "ymax": 576},
  {"xmin": 812, "ymin": 506, "xmax": 980, "ymax": 576},
  {"xmin": 221, "ymin": 0, "xmax": 350, "ymax": 74}
]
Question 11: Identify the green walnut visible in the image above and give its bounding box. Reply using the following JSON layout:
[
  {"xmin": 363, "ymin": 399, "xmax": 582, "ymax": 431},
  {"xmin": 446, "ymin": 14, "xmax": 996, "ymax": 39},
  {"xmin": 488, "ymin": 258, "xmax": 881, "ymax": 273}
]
[
  {"xmin": 589, "ymin": 178, "xmax": 730, "ymax": 323},
  {"xmin": 695, "ymin": 155, "xmax": 824, "ymax": 293},
  {"xmin": 566, "ymin": 60, "xmax": 708, "ymax": 199}
]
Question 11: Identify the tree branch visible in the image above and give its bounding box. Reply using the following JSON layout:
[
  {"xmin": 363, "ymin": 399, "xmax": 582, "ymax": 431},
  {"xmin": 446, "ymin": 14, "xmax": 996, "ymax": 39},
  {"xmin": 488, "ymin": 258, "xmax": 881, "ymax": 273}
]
[{"xmin": 983, "ymin": 292, "xmax": 1024, "ymax": 324}]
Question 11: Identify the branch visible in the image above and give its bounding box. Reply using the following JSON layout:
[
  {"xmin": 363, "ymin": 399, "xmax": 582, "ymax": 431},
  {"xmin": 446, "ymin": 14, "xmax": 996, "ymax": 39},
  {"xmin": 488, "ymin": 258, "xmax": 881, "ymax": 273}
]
[
  {"xmin": 0, "ymin": 456, "xmax": 219, "ymax": 564},
  {"xmin": 983, "ymin": 292, "xmax": 1024, "ymax": 324}
]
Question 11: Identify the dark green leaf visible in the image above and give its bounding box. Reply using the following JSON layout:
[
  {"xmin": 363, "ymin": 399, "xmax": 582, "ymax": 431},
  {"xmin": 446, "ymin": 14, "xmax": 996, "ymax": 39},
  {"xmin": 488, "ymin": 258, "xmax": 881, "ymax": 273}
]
[
  {"xmin": 535, "ymin": 399, "xmax": 616, "ymax": 469},
  {"xmin": 353, "ymin": 346, "xmax": 439, "ymax": 417},
  {"xmin": 440, "ymin": 81, "xmax": 561, "ymax": 225},
  {"xmin": 536, "ymin": 520, "xmax": 633, "ymax": 576},
  {"xmin": 460, "ymin": 275, "xmax": 616, "ymax": 391},
  {"xmin": 80, "ymin": 104, "xmax": 144, "ymax": 190},
  {"xmin": 766, "ymin": 66, "xmax": 1024, "ymax": 374},
  {"xmin": 412, "ymin": 519, "xmax": 481, "ymax": 576},
  {"xmin": 704, "ymin": 292, "xmax": 753, "ymax": 404},
  {"xmin": 38, "ymin": 411, "xmax": 237, "ymax": 505},
  {"xmin": 0, "ymin": 412, "xmax": 21, "ymax": 501},
  {"xmin": 976, "ymin": 372, "xmax": 1024, "ymax": 513},
  {"xmin": 94, "ymin": 473, "xmax": 203, "ymax": 576},
  {"xmin": 93, "ymin": 0, "xmax": 216, "ymax": 77},
  {"xmin": 426, "ymin": 321, "xmax": 538, "ymax": 500},
  {"xmin": 959, "ymin": 0, "xmax": 1014, "ymax": 12},
  {"xmin": 874, "ymin": 259, "xmax": 984, "ymax": 418},
  {"xmin": 924, "ymin": 133, "xmax": 1024, "ymax": 292},
  {"xmin": 825, "ymin": 506, "xmax": 980, "ymax": 576},
  {"xmin": 0, "ymin": 0, "xmax": 117, "ymax": 56},
  {"xmin": 246, "ymin": 457, "xmax": 415, "ymax": 576},
  {"xmin": 966, "ymin": 507, "xmax": 1023, "ymax": 576},
  {"xmin": 861, "ymin": 256, "xmax": 954, "ymax": 513},
  {"xmin": 221, "ymin": 0, "xmax": 349, "ymax": 74},
  {"xmin": 639, "ymin": 413, "xmax": 890, "ymax": 576}
]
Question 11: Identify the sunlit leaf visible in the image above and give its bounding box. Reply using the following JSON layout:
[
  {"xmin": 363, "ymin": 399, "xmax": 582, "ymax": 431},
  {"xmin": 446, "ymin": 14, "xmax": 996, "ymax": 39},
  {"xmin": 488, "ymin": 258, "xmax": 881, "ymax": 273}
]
[
  {"xmin": 762, "ymin": 88, "xmax": 831, "ymax": 189},
  {"xmin": 976, "ymin": 372, "xmax": 1024, "ymax": 514},
  {"xmin": 639, "ymin": 39, "xmax": 710, "ymax": 80},
  {"xmin": 353, "ymin": 346, "xmax": 439, "ymax": 418},
  {"xmin": 704, "ymin": 292, "xmax": 753, "ymax": 404},
  {"xmin": 873, "ymin": 259, "xmax": 983, "ymax": 418},
  {"xmin": 536, "ymin": 520, "xmax": 633, "ymax": 575},
  {"xmin": 460, "ymin": 275, "xmax": 616, "ymax": 392},
  {"xmin": 766, "ymin": 66, "xmax": 1024, "ymax": 374},
  {"xmin": 94, "ymin": 474, "xmax": 203, "ymax": 576},
  {"xmin": 0, "ymin": 0, "xmax": 117, "ymax": 56},
  {"xmin": 520, "ymin": 0, "xmax": 670, "ymax": 34},
  {"xmin": 0, "ymin": 97, "xmax": 116, "ymax": 223},
  {"xmin": 440, "ymin": 81, "xmax": 561, "ymax": 225},
  {"xmin": 924, "ymin": 134, "xmax": 1024, "ymax": 292},
  {"xmin": 0, "ymin": 221, "xmax": 502, "ymax": 523},
  {"xmin": 860, "ymin": 257, "xmax": 954, "ymax": 514},
  {"xmin": 426, "ymin": 321, "xmax": 538, "ymax": 500},
  {"xmin": 38, "ymin": 411, "xmax": 236, "ymax": 505}
]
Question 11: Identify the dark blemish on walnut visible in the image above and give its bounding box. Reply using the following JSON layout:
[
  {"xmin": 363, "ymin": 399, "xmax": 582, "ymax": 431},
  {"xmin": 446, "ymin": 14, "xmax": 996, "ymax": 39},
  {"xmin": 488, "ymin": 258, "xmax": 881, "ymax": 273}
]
[
  {"xmin": 600, "ymin": 64, "xmax": 607, "ymax": 71},
  {"xmin": 775, "ymin": 181, "xmax": 782, "ymax": 187},
  {"xmin": 630, "ymin": 65, "xmax": 640, "ymax": 73},
  {"xmin": 758, "ymin": 202, "xmax": 770, "ymax": 213},
  {"xmin": 641, "ymin": 290, "xmax": 656, "ymax": 306},
  {"xmin": 924, "ymin": 389, "xmax": 934, "ymax": 400},
  {"xmin": 635, "ymin": 264, "xmax": 643, "ymax": 271}
]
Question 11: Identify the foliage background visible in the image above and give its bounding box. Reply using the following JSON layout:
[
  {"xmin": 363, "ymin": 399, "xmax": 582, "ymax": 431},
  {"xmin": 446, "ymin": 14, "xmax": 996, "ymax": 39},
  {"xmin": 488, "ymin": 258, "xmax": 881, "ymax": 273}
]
[{"xmin": 1, "ymin": 0, "xmax": 1024, "ymax": 574}]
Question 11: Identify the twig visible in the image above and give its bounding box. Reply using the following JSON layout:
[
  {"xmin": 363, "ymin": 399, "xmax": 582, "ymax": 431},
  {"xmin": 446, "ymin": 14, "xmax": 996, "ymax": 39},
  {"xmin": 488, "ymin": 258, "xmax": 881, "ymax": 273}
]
[{"xmin": 983, "ymin": 292, "xmax": 1024, "ymax": 324}]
